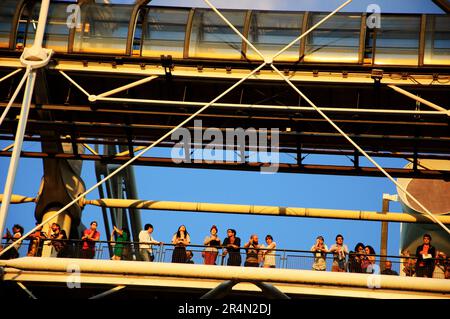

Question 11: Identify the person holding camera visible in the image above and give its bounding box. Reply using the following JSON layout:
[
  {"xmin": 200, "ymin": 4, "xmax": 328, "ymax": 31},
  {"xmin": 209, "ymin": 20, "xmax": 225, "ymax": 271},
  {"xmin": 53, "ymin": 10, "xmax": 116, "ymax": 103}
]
[
  {"xmin": 329, "ymin": 234, "xmax": 349, "ymax": 272},
  {"xmin": 243, "ymin": 234, "xmax": 261, "ymax": 267},
  {"xmin": 311, "ymin": 235, "xmax": 328, "ymax": 271},
  {"xmin": 111, "ymin": 225, "xmax": 129, "ymax": 260}
]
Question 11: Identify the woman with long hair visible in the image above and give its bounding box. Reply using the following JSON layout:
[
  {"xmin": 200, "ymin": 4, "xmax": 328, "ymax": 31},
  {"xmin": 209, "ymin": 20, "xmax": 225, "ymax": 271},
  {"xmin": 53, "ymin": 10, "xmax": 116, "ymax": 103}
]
[
  {"xmin": 171, "ymin": 225, "xmax": 190, "ymax": 263},
  {"xmin": 362, "ymin": 245, "xmax": 376, "ymax": 273},
  {"xmin": 348, "ymin": 242, "xmax": 365, "ymax": 273}
]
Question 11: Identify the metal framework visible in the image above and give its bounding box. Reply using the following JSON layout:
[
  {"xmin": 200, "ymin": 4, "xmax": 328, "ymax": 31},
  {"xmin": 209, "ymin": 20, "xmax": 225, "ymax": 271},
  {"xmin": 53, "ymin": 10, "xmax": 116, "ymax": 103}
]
[{"xmin": 0, "ymin": 0, "xmax": 449, "ymax": 299}]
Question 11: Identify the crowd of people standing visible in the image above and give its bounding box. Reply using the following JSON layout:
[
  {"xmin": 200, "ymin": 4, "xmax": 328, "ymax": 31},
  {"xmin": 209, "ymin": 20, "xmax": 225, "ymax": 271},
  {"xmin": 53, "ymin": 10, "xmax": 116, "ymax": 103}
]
[{"xmin": 1, "ymin": 222, "xmax": 449, "ymax": 279}]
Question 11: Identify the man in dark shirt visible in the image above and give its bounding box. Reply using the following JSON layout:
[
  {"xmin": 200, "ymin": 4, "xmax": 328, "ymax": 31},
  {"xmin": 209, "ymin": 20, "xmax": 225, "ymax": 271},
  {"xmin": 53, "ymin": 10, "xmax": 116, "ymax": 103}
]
[
  {"xmin": 381, "ymin": 260, "xmax": 398, "ymax": 276},
  {"xmin": 415, "ymin": 234, "xmax": 436, "ymax": 278}
]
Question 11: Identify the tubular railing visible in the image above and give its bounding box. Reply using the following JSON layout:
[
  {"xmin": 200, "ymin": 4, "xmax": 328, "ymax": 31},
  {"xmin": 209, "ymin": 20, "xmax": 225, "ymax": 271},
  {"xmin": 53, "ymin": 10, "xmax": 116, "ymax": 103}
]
[{"xmin": 1, "ymin": 239, "xmax": 448, "ymax": 279}]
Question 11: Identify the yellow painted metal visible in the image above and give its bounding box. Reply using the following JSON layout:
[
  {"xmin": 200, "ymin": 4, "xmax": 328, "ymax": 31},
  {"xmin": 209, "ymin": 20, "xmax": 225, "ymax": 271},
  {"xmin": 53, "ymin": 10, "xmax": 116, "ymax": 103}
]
[
  {"xmin": 2, "ymin": 257, "xmax": 450, "ymax": 294},
  {"xmin": 83, "ymin": 198, "xmax": 450, "ymax": 224}
]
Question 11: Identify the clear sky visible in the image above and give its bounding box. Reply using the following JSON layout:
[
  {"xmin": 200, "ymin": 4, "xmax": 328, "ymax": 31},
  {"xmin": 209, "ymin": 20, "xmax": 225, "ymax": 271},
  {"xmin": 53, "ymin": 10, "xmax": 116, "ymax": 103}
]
[{"xmin": 0, "ymin": 0, "xmax": 443, "ymax": 263}]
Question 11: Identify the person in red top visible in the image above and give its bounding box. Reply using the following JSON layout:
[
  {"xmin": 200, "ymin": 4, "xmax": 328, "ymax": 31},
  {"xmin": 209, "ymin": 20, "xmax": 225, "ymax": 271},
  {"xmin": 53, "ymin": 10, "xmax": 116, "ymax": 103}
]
[{"xmin": 80, "ymin": 221, "xmax": 100, "ymax": 259}]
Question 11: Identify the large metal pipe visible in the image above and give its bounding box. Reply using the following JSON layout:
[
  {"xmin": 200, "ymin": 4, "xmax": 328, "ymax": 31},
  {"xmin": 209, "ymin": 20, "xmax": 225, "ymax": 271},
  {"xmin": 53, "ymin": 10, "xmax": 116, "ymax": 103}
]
[
  {"xmin": 83, "ymin": 198, "xmax": 450, "ymax": 224},
  {"xmin": 2, "ymin": 194, "xmax": 450, "ymax": 224},
  {"xmin": 1, "ymin": 257, "xmax": 449, "ymax": 294}
]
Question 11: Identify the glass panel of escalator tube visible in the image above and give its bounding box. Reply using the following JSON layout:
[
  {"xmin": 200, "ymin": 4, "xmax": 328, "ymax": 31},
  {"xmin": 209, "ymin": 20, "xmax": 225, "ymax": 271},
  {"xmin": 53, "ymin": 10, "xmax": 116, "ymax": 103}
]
[
  {"xmin": 246, "ymin": 11, "xmax": 303, "ymax": 62},
  {"xmin": 304, "ymin": 13, "xmax": 361, "ymax": 63},
  {"xmin": 374, "ymin": 15, "xmax": 420, "ymax": 66},
  {"xmin": 0, "ymin": 0, "xmax": 20, "ymax": 49},
  {"xmin": 189, "ymin": 8, "xmax": 246, "ymax": 60},
  {"xmin": 25, "ymin": 2, "xmax": 71, "ymax": 52},
  {"xmin": 73, "ymin": 2, "xmax": 133, "ymax": 55},
  {"xmin": 424, "ymin": 15, "xmax": 450, "ymax": 66},
  {"xmin": 141, "ymin": 7, "xmax": 189, "ymax": 59}
]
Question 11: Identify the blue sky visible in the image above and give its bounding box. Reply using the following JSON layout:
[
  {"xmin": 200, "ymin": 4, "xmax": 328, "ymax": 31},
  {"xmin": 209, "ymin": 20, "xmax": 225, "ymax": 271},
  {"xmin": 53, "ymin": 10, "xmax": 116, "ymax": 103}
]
[
  {"xmin": 0, "ymin": 0, "xmax": 443, "ymax": 262},
  {"xmin": 151, "ymin": 0, "xmax": 444, "ymax": 13}
]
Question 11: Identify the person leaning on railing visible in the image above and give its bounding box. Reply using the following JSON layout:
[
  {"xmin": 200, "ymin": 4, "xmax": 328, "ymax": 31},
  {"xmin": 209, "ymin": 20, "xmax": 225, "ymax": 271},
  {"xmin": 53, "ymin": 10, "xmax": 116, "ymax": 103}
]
[
  {"xmin": 222, "ymin": 228, "xmax": 241, "ymax": 266},
  {"xmin": 138, "ymin": 223, "xmax": 163, "ymax": 262},
  {"xmin": 48, "ymin": 223, "xmax": 68, "ymax": 258},
  {"xmin": 261, "ymin": 234, "xmax": 277, "ymax": 268},
  {"xmin": 27, "ymin": 222, "xmax": 47, "ymax": 257}
]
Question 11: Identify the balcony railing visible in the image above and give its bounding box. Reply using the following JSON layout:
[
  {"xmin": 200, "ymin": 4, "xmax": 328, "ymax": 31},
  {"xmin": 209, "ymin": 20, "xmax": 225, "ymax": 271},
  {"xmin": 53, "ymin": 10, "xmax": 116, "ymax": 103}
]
[{"xmin": 1, "ymin": 239, "xmax": 448, "ymax": 280}]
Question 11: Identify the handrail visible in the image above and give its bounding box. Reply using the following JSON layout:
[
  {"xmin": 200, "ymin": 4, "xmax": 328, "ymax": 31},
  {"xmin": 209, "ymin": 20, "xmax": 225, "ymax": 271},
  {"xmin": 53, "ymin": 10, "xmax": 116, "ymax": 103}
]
[{"xmin": 2, "ymin": 238, "xmax": 446, "ymax": 261}]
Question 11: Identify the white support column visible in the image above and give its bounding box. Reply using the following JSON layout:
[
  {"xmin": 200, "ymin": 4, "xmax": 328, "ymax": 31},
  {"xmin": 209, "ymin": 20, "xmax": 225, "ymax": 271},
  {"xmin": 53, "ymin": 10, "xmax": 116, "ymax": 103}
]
[
  {"xmin": 388, "ymin": 85, "xmax": 449, "ymax": 116},
  {"xmin": 0, "ymin": 0, "xmax": 53, "ymax": 241},
  {"xmin": 0, "ymin": 69, "xmax": 36, "ymax": 239},
  {"xmin": 89, "ymin": 285, "xmax": 126, "ymax": 299}
]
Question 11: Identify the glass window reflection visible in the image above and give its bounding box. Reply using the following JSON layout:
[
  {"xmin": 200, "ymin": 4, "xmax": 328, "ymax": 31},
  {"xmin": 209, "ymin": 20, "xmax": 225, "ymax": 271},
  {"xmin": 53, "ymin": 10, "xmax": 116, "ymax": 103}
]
[
  {"xmin": 424, "ymin": 15, "xmax": 450, "ymax": 65},
  {"xmin": 304, "ymin": 13, "xmax": 361, "ymax": 63},
  {"xmin": 73, "ymin": 3, "xmax": 133, "ymax": 54},
  {"xmin": 374, "ymin": 15, "xmax": 420, "ymax": 65},
  {"xmin": 247, "ymin": 11, "xmax": 303, "ymax": 62},
  {"xmin": 26, "ymin": 2, "xmax": 71, "ymax": 52},
  {"xmin": 142, "ymin": 8, "xmax": 189, "ymax": 58},
  {"xmin": 189, "ymin": 9, "xmax": 245, "ymax": 59},
  {"xmin": 0, "ymin": 0, "xmax": 19, "ymax": 48}
]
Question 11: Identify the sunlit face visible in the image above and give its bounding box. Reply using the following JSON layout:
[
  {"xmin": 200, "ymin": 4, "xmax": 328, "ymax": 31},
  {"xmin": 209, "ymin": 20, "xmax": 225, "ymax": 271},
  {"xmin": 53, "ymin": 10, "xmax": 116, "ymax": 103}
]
[
  {"xmin": 357, "ymin": 246, "xmax": 365, "ymax": 253},
  {"xmin": 227, "ymin": 230, "xmax": 234, "ymax": 237},
  {"xmin": 91, "ymin": 222, "xmax": 97, "ymax": 231},
  {"xmin": 336, "ymin": 237, "xmax": 343, "ymax": 245},
  {"xmin": 148, "ymin": 227, "xmax": 153, "ymax": 234},
  {"xmin": 51, "ymin": 224, "xmax": 59, "ymax": 232},
  {"xmin": 252, "ymin": 235, "xmax": 258, "ymax": 243},
  {"xmin": 179, "ymin": 225, "xmax": 186, "ymax": 232},
  {"xmin": 211, "ymin": 228, "xmax": 217, "ymax": 235},
  {"xmin": 385, "ymin": 261, "xmax": 392, "ymax": 269},
  {"xmin": 266, "ymin": 237, "xmax": 272, "ymax": 244},
  {"xmin": 365, "ymin": 247, "xmax": 370, "ymax": 254},
  {"xmin": 317, "ymin": 238, "xmax": 323, "ymax": 245}
]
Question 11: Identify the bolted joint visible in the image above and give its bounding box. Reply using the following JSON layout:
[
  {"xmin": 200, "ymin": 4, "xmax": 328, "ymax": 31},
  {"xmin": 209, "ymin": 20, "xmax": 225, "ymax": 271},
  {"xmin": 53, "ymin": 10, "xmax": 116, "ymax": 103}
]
[{"xmin": 20, "ymin": 46, "xmax": 53, "ymax": 69}]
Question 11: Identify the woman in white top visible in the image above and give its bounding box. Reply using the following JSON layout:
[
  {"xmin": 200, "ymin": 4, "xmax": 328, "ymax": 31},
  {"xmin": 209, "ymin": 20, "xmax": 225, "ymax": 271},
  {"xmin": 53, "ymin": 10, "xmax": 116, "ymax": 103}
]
[
  {"xmin": 261, "ymin": 235, "xmax": 277, "ymax": 268},
  {"xmin": 1, "ymin": 224, "xmax": 24, "ymax": 259},
  {"xmin": 203, "ymin": 225, "xmax": 221, "ymax": 265}
]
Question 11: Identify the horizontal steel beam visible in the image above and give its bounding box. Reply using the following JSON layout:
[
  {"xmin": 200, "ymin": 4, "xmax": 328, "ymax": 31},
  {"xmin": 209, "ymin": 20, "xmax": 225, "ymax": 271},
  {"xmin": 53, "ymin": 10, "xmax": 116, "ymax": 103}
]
[{"xmin": 0, "ymin": 151, "xmax": 449, "ymax": 179}]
